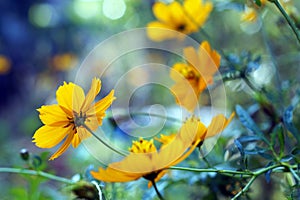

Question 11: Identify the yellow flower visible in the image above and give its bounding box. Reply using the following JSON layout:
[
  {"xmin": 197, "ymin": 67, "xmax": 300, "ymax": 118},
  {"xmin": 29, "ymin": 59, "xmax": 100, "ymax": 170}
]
[
  {"xmin": 91, "ymin": 119, "xmax": 200, "ymax": 187},
  {"xmin": 156, "ymin": 113, "xmax": 235, "ymax": 148},
  {"xmin": 33, "ymin": 78, "xmax": 115, "ymax": 160},
  {"xmin": 51, "ymin": 53, "xmax": 78, "ymax": 71},
  {"xmin": 170, "ymin": 41, "xmax": 221, "ymax": 111},
  {"xmin": 147, "ymin": 0, "xmax": 213, "ymax": 41},
  {"xmin": 0, "ymin": 55, "xmax": 11, "ymax": 75},
  {"xmin": 91, "ymin": 112, "xmax": 234, "ymax": 187},
  {"xmin": 241, "ymin": 8, "xmax": 258, "ymax": 22}
]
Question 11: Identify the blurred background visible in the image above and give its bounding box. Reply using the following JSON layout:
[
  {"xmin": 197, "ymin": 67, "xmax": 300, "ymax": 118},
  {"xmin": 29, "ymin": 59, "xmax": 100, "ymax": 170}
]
[{"xmin": 1, "ymin": 0, "xmax": 300, "ymax": 199}]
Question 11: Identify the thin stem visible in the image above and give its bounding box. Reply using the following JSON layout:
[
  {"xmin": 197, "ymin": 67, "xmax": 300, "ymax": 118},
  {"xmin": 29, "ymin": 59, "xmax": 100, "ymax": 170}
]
[
  {"xmin": 151, "ymin": 179, "xmax": 165, "ymax": 200},
  {"xmin": 169, "ymin": 166, "xmax": 253, "ymax": 177},
  {"xmin": 82, "ymin": 124, "xmax": 128, "ymax": 157},
  {"xmin": 231, "ymin": 175, "xmax": 257, "ymax": 200},
  {"xmin": 0, "ymin": 167, "xmax": 74, "ymax": 184},
  {"xmin": 106, "ymin": 112, "xmax": 182, "ymax": 124},
  {"xmin": 131, "ymin": 112, "xmax": 182, "ymax": 123},
  {"xmin": 271, "ymin": 0, "xmax": 300, "ymax": 45}
]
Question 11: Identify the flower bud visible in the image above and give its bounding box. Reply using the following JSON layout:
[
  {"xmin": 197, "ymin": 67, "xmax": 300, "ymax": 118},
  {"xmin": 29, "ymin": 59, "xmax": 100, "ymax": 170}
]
[{"xmin": 20, "ymin": 148, "xmax": 29, "ymax": 161}]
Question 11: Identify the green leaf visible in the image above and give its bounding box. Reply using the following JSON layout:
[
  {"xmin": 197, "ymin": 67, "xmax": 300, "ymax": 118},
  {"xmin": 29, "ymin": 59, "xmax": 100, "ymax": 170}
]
[
  {"xmin": 283, "ymin": 105, "xmax": 300, "ymax": 143},
  {"xmin": 235, "ymin": 105, "xmax": 268, "ymax": 143},
  {"xmin": 254, "ymin": 0, "xmax": 262, "ymax": 6}
]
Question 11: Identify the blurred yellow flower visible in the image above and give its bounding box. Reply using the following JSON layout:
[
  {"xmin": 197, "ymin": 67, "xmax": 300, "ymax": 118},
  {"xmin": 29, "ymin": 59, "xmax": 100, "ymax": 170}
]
[
  {"xmin": 91, "ymin": 112, "xmax": 234, "ymax": 187},
  {"xmin": 33, "ymin": 78, "xmax": 115, "ymax": 160},
  {"xmin": 0, "ymin": 55, "xmax": 11, "ymax": 75},
  {"xmin": 91, "ymin": 118, "xmax": 200, "ymax": 187},
  {"xmin": 147, "ymin": 0, "xmax": 213, "ymax": 41},
  {"xmin": 241, "ymin": 8, "xmax": 258, "ymax": 22},
  {"xmin": 157, "ymin": 113, "xmax": 235, "ymax": 148},
  {"xmin": 170, "ymin": 41, "xmax": 221, "ymax": 111},
  {"xmin": 51, "ymin": 53, "xmax": 78, "ymax": 71}
]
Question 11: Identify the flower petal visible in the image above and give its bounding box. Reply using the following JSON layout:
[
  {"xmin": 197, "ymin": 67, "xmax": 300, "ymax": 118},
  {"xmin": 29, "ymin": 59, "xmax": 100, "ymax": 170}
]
[
  {"xmin": 153, "ymin": 2, "xmax": 172, "ymax": 24},
  {"xmin": 147, "ymin": 22, "xmax": 181, "ymax": 42},
  {"xmin": 56, "ymin": 82, "xmax": 85, "ymax": 113},
  {"xmin": 91, "ymin": 167, "xmax": 142, "ymax": 182},
  {"xmin": 37, "ymin": 105, "xmax": 70, "ymax": 127},
  {"xmin": 72, "ymin": 127, "xmax": 92, "ymax": 148},
  {"xmin": 49, "ymin": 132, "xmax": 74, "ymax": 160},
  {"xmin": 206, "ymin": 113, "xmax": 235, "ymax": 138},
  {"xmin": 88, "ymin": 89, "xmax": 115, "ymax": 124},
  {"xmin": 81, "ymin": 78, "xmax": 101, "ymax": 113},
  {"xmin": 33, "ymin": 125, "xmax": 72, "ymax": 148}
]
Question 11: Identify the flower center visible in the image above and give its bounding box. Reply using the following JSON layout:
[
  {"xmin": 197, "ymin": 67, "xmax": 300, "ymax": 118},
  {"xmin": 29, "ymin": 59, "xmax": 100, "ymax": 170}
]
[
  {"xmin": 176, "ymin": 24, "xmax": 186, "ymax": 31},
  {"xmin": 180, "ymin": 65, "xmax": 199, "ymax": 80},
  {"xmin": 74, "ymin": 111, "xmax": 87, "ymax": 127}
]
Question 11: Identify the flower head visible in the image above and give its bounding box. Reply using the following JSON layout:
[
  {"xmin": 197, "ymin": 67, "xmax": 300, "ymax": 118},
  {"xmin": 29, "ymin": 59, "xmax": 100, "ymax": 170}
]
[
  {"xmin": 147, "ymin": 0, "xmax": 213, "ymax": 41},
  {"xmin": 91, "ymin": 112, "xmax": 234, "ymax": 187},
  {"xmin": 91, "ymin": 119, "xmax": 199, "ymax": 187},
  {"xmin": 33, "ymin": 78, "xmax": 115, "ymax": 160},
  {"xmin": 170, "ymin": 41, "xmax": 221, "ymax": 111}
]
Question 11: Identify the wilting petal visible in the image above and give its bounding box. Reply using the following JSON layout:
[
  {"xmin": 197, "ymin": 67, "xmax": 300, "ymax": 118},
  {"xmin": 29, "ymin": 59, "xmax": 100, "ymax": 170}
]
[
  {"xmin": 81, "ymin": 78, "xmax": 101, "ymax": 113},
  {"xmin": 49, "ymin": 132, "xmax": 74, "ymax": 160},
  {"xmin": 38, "ymin": 105, "xmax": 70, "ymax": 127},
  {"xmin": 206, "ymin": 113, "xmax": 235, "ymax": 138},
  {"xmin": 33, "ymin": 125, "xmax": 72, "ymax": 148},
  {"xmin": 56, "ymin": 82, "xmax": 85, "ymax": 113}
]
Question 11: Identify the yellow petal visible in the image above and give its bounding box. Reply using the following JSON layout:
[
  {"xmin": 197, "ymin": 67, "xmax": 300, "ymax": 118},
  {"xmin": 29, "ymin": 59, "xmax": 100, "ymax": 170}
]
[
  {"xmin": 33, "ymin": 125, "xmax": 72, "ymax": 148},
  {"xmin": 49, "ymin": 132, "xmax": 74, "ymax": 160},
  {"xmin": 88, "ymin": 89, "xmax": 115, "ymax": 124},
  {"xmin": 183, "ymin": 46, "xmax": 200, "ymax": 71},
  {"xmin": 56, "ymin": 82, "xmax": 85, "ymax": 114},
  {"xmin": 37, "ymin": 105, "xmax": 70, "ymax": 127},
  {"xmin": 153, "ymin": 2, "xmax": 172, "ymax": 24},
  {"xmin": 91, "ymin": 166, "xmax": 142, "ymax": 182},
  {"xmin": 205, "ymin": 112, "xmax": 235, "ymax": 138},
  {"xmin": 73, "ymin": 127, "xmax": 92, "ymax": 148},
  {"xmin": 171, "ymin": 79, "xmax": 200, "ymax": 112},
  {"xmin": 81, "ymin": 78, "xmax": 101, "ymax": 113},
  {"xmin": 147, "ymin": 22, "xmax": 182, "ymax": 42}
]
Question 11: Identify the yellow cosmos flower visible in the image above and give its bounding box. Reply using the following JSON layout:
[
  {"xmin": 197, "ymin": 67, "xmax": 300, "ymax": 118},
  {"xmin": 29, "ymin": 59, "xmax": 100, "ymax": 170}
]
[
  {"xmin": 33, "ymin": 78, "xmax": 115, "ymax": 160},
  {"xmin": 91, "ymin": 112, "xmax": 234, "ymax": 187},
  {"xmin": 0, "ymin": 55, "xmax": 11, "ymax": 75},
  {"xmin": 51, "ymin": 53, "xmax": 78, "ymax": 71},
  {"xmin": 156, "ymin": 113, "xmax": 235, "ymax": 148},
  {"xmin": 91, "ymin": 118, "xmax": 201, "ymax": 188},
  {"xmin": 147, "ymin": 0, "xmax": 213, "ymax": 41},
  {"xmin": 170, "ymin": 41, "xmax": 221, "ymax": 112}
]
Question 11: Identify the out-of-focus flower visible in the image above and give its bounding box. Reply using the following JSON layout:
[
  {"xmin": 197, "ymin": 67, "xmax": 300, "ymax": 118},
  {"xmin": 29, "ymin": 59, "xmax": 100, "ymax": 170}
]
[
  {"xmin": 170, "ymin": 41, "xmax": 221, "ymax": 112},
  {"xmin": 91, "ymin": 112, "xmax": 234, "ymax": 187},
  {"xmin": 0, "ymin": 55, "xmax": 11, "ymax": 75},
  {"xmin": 51, "ymin": 53, "xmax": 78, "ymax": 71},
  {"xmin": 157, "ymin": 113, "xmax": 235, "ymax": 148},
  {"xmin": 241, "ymin": 7, "xmax": 258, "ymax": 22},
  {"xmin": 33, "ymin": 78, "xmax": 115, "ymax": 160},
  {"xmin": 147, "ymin": 0, "xmax": 213, "ymax": 41}
]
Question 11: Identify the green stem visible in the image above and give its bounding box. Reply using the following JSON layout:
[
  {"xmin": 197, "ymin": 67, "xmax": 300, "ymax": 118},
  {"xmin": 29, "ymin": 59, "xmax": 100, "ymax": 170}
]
[
  {"xmin": 151, "ymin": 179, "xmax": 165, "ymax": 200},
  {"xmin": 231, "ymin": 175, "xmax": 256, "ymax": 200},
  {"xmin": 0, "ymin": 167, "xmax": 74, "ymax": 184},
  {"xmin": 271, "ymin": 0, "xmax": 300, "ymax": 45},
  {"xmin": 82, "ymin": 124, "xmax": 128, "ymax": 157},
  {"xmin": 169, "ymin": 166, "xmax": 253, "ymax": 177}
]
